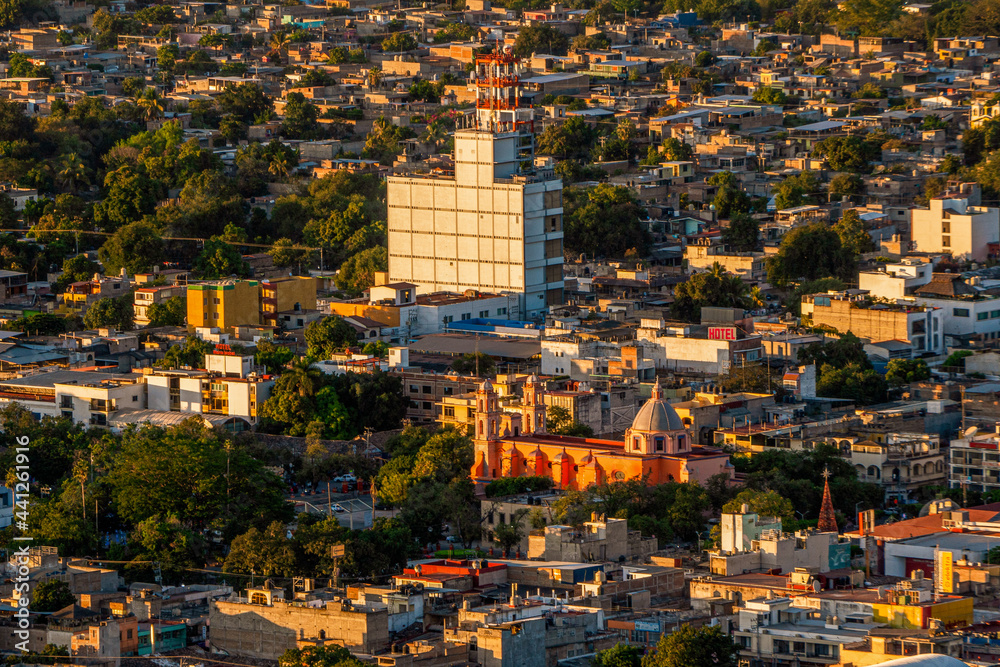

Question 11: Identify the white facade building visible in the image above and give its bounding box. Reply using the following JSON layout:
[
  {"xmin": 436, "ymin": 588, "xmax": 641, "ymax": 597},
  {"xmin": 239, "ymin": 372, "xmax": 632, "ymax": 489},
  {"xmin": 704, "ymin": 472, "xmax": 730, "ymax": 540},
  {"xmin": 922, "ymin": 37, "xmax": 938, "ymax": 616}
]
[
  {"xmin": 860, "ymin": 260, "xmax": 1000, "ymax": 341},
  {"xmin": 910, "ymin": 197, "xmax": 999, "ymax": 261},
  {"xmin": 386, "ymin": 51, "xmax": 564, "ymax": 319}
]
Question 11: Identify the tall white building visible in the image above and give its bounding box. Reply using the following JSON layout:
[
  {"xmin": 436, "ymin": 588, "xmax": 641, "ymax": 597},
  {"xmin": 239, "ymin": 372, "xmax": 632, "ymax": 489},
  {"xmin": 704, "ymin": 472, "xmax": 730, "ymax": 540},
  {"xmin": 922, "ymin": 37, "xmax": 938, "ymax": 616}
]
[
  {"xmin": 386, "ymin": 49, "xmax": 564, "ymax": 319},
  {"xmin": 910, "ymin": 195, "xmax": 999, "ymax": 262}
]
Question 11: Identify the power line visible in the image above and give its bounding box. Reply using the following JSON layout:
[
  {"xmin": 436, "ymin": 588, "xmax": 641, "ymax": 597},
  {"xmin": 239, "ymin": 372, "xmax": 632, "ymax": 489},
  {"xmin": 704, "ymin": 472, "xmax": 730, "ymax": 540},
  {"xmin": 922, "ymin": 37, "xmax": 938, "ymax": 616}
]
[{"xmin": 4, "ymin": 229, "xmax": 322, "ymax": 253}]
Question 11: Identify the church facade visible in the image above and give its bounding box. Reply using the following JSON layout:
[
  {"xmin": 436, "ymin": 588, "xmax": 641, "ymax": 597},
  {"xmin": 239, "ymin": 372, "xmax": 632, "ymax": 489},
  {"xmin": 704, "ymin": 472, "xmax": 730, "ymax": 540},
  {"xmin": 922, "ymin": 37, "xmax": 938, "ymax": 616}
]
[{"xmin": 471, "ymin": 378, "xmax": 735, "ymax": 490}]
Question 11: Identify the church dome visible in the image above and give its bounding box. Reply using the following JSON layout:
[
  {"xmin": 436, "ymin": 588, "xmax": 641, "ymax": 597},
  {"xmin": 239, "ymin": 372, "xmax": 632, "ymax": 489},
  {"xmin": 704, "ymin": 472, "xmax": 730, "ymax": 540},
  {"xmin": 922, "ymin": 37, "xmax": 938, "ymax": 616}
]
[{"xmin": 631, "ymin": 382, "xmax": 684, "ymax": 433}]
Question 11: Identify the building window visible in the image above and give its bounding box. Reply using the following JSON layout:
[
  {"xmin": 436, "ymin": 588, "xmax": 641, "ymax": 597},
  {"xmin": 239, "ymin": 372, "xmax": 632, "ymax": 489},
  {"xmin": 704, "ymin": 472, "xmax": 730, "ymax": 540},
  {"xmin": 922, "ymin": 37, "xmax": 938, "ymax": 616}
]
[
  {"xmin": 461, "ymin": 313, "xmax": 472, "ymax": 320},
  {"xmin": 943, "ymin": 235, "xmax": 951, "ymax": 247},
  {"xmin": 422, "ymin": 385, "xmax": 432, "ymax": 393},
  {"xmin": 479, "ymin": 310, "xmax": 489, "ymax": 318},
  {"xmin": 979, "ymin": 312, "xmax": 990, "ymax": 321},
  {"xmin": 213, "ymin": 298, "xmax": 221, "ymax": 305},
  {"xmin": 444, "ymin": 407, "xmax": 455, "ymax": 417},
  {"xmin": 443, "ymin": 315, "xmax": 453, "ymax": 324},
  {"xmin": 954, "ymin": 308, "xmax": 970, "ymax": 317}
]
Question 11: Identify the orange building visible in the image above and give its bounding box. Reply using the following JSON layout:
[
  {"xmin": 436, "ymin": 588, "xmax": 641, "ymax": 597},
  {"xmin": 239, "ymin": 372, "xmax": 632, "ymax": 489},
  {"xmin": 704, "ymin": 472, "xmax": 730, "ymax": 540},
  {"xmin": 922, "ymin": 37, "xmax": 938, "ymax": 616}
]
[{"xmin": 471, "ymin": 379, "xmax": 734, "ymax": 490}]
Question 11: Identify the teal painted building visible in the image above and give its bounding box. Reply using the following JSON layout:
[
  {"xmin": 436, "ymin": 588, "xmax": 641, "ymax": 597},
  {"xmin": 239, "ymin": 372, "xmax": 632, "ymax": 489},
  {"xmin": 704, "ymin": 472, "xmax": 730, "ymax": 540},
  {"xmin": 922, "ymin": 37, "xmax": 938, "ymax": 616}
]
[{"xmin": 137, "ymin": 622, "xmax": 187, "ymax": 655}]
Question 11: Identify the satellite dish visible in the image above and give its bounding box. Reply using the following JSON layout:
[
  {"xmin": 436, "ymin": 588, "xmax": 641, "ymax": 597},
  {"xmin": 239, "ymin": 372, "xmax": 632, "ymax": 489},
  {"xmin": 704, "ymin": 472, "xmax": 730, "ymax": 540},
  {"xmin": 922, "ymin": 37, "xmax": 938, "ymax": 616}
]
[{"xmin": 965, "ymin": 426, "xmax": 980, "ymax": 438}]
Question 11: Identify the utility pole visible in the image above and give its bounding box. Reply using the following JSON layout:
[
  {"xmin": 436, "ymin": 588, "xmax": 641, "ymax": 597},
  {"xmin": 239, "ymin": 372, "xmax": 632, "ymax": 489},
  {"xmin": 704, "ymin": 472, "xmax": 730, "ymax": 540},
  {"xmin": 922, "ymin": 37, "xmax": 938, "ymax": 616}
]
[{"xmin": 327, "ymin": 481, "xmax": 333, "ymax": 518}]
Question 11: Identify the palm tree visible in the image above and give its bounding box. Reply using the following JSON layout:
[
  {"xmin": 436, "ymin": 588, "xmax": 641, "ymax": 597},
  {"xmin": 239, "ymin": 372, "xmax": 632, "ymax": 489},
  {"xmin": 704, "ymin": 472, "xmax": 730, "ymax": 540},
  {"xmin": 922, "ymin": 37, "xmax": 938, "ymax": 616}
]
[
  {"xmin": 367, "ymin": 65, "xmax": 383, "ymax": 90},
  {"xmin": 137, "ymin": 88, "xmax": 164, "ymax": 121},
  {"xmin": 748, "ymin": 286, "xmax": 765, "ymax": 310},
  {"xmin": 422, "ymin": 121, "xmax": 447, "ymax": 151},
  {"xmin": 286, "ymin": 357, "xmax": 322, "ymax": 398},
  {"xmin": 55, "ymin": 153, "xmax": 89, "ymax": 193},
  {"xmin": 270, "ymin": 31, "xmax": 291, "ymax": 62},
  {"xmin": 268, "ymin": 151, "xmax": 296, "ymax": 181}
]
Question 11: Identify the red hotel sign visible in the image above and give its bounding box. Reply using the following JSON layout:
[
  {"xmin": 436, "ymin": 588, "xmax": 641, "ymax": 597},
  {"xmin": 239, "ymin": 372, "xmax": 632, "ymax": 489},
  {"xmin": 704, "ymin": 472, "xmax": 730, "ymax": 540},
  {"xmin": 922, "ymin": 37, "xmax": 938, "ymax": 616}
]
[{"xmin": 708, "ymin": 326, "xmax": 737, "ymax": 340}]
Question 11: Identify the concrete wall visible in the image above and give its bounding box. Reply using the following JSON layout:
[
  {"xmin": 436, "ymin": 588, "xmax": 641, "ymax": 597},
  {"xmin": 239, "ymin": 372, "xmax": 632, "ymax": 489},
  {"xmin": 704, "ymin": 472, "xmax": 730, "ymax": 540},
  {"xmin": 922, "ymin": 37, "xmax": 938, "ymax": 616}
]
[{"xmin": 209, "ymin": 598, "xmax": 389, "ymax": 659}]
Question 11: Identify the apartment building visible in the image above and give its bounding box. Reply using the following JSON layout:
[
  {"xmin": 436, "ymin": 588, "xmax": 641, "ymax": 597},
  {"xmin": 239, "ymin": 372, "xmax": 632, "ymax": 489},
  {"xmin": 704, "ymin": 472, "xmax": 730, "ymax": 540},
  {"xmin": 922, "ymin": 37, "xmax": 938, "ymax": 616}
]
[
  {"xmin": 327, "ymin": 280, "xmax": 519, "ymax": 339},
  {"xmin": 386, "ymin": 52, "xmax": 564, "ymax": 319},
  {"xmin": 187, "ymin": 280, "xmax": 260, "ymax": 333},
  {"xmin": 395, "ymin": 368, "xmax": 482, "ymax": 425},
  {"xmin": 0, "ymin": 270, "xmax": 28, "ymax": 301},
  {"xmin": 61, "ymin": 275, "xmax": 133, "ymax": 315},
  {"xmin": 683, "ymin": 238, "xmax": 766, "ymax": 281},
  {"xmin": 859, "ymin": 262, "xmax": 1000, "ymax": 341},
  {"xmin": 800, "ymin": 290, "xmax": 945, "ymax": 356},
  {"xmin": 848, "ymin": 432, "xmax": 947, "ymax": 504},
  {"xmin": 259, "ymin": 276, "xmax": 318, "ymax": 328},
  {"xmin": 910, "ymin": 195, "xmax": 999, "ymax": 262},
  {"xmin": 636, "ymin": 317, "xmax": 763, "ymax": 374},
  {"xmin": 144, "ymin": 348, "xmax": 273, "ymax": 427},
  {"xmin": 133, "ymin": 285, "xmax": 186, "ymax": 327},
  {"xmin": 209, "ymin": 586, "xmax": 389, "ymax": 659},
  {"xmin": 949, "ymin": 427, "xmax": 1000, "ymax": 496}
]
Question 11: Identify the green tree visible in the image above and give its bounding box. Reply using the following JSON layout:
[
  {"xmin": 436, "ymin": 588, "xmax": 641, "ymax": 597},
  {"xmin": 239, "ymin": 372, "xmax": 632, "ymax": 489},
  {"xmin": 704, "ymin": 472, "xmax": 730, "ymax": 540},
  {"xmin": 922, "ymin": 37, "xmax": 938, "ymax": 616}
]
[
  {"xmin": 93, "ymin": 166, "xmax": 161, "ymax": 232},
  {"xmin": 281, "ymin": 92, "xmax": 321, "ymax": 139},
  {"xmin": 536, "ymin": 116, "xmax": 599, "ymax": 160},
  {"xmin": 829, "ymin": 173, "xmax": 865, "ymax": 199},
  {"xmin": 723, "ymin": 489, "xmax": 794, "ymax": 523},
  {"xmin": 224, "ymin": 520, "xmax": 297, "ymax": 576},
  {"xmin": 671, "ymin": 262, "xmax": 750, "ymax": 322},
  {"xmin": 54, "ymin": 254, "xmax": 100, "ymax": 292},
  {"xmin": 642, "ymin": 625, "xmax": 739, "ymax": 667},
  {"xmin": 106, "ymin": 419, "xmax": 292, "ymax": 538},
  {"xmin": 255, "ymin": 339, "xmax": 295, "ymax": 374},
  {"xmin": 834, "ymin": 209, "xmax": 875, "ymax": 256},
  {"xmin": 451, "ymin": 352, "xmax": 496, "ymax": 376},
  {"xmin": 834, "ymin": 0, "xmax": 901, "ymax": 36},
  {"xmin": 564, "ymin": 184, "xmax": 649, "ymax": 258},
  {"xmin": 708, "ymin": 171, "xmax": 751, "ymax": 218},
  {"xmin": 513, "ymin": 24, "xmax": 569, "ymax": 56},
  {"xmin": 885, "ymin": 358, "xmax": 931, "ymax": 386},
  {"xmin": 7, "ymin": 313, "xmax": 69, "ymax": 336},
  {"xmin": 773, "ymin": 170, "xmax": 819, "ymax": 210},
  {"xmin": 279, "ymin": 646, "xmax": 365, "ymax": 667},
  {"xmin": 944, "ymin": 349, "xmax": 974, "ymax": 371},
  {"xmin": 595, "ymin": 643, "xmax": 643, "ymax": 667},
  {"xmin": 547, "ymin": 405, "xmax": 594, "ymax": 437},
  {"xmin": 98, "ymin": 220, "xmax": 165, "ymax": 276},
  {"xmin": 218, "ymin": 83, "xmax": 274, "ymax": 125},
  {"xmin": 306, "ymin": 316, "xmax": 358, "ymax": 359},
  {"xmin": 813, "ymin": 135, "xmax": 881, "ymax": 173},
  {"xmin": 767, "ymin": 223, "xmax": 854, "ymax": 285},
  {"xmin": 157, "ymin": 336, "xmax": 214, "ymax": 369},
  {"xmin": 816, "ymin": 362, "xmax": 888, "ymax": 405},
  {"xmin": 30, "ymin": 579, "xmax": 75, "ymax": 612},
  {"xmin": 492, "ymin": 508, "xmax": 528, "ymax": 552},
  {"xmin": 797, "ymin": 331, "xmax": 868, "ymax": 366},
  {"xmin": 83, "ymin": 295, "xmax": 134, "ymax": 331},
  {"xmin": 721, "ymin": 213, "xmax": 759, "ymax": 251},
  {"xmin": 335, "ymin": 245, "xmax": 387, "ymax": 294},
  {"xmin": 145, "ymin": 296, "xmax": 186, "ymax": 327},
  {"xmin": 195, "ymin": 238, "xmax": 251, "ymax": 278},
  {"xmin": 752, "ymin": 86, "xmax": 787, "ymax": 104},
  {"xmin": 381, "ymin": 32, "xmax": 417, "ymax": 52}
]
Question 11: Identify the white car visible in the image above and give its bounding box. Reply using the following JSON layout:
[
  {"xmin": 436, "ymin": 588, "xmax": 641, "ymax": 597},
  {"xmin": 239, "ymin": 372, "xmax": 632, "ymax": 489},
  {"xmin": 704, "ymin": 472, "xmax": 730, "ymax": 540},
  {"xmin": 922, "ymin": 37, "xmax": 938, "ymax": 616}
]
[{"xmin": 332, "ymin": 504, "xmax": 347, "ymax": 513}]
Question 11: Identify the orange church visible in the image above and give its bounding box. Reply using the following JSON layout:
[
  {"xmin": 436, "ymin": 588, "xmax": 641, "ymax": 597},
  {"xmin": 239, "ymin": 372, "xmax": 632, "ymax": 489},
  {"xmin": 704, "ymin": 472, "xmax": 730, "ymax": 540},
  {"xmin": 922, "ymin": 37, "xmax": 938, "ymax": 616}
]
[{"xmin": 471, "ymin": 377, "xmax": 734, "ymax": 490}]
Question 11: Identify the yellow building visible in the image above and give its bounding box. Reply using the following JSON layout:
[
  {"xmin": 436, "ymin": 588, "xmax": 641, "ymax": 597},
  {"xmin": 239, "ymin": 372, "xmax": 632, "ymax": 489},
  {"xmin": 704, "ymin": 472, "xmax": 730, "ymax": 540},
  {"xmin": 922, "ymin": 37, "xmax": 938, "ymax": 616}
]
[
  {"xmin": 260, "ymin": 277, "xmax": 318, "ymax": 328},
  {"xmin": 870, "ymin": 593, "xmax": 973, "ymax": 630},
  {"xmin": 187, "ymin": 280, "xmax": 260, "ymax": 333}
]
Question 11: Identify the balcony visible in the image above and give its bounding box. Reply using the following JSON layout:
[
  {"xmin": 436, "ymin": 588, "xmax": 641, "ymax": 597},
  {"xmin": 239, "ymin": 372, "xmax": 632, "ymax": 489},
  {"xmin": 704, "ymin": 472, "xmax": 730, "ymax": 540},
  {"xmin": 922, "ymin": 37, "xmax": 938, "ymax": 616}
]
[{"xmin": 89, "ymin": 399, "xmax": 117, "ymax": 413}]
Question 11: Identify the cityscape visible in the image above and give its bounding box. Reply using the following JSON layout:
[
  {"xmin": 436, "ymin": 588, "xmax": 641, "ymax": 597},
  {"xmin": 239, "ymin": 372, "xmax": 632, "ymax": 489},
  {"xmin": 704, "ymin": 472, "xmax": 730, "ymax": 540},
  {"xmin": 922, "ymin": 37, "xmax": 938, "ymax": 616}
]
[{"xmin": 0, "ymin": 1, "xmax": 998, "ymax": 667}]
